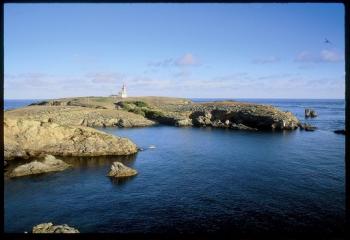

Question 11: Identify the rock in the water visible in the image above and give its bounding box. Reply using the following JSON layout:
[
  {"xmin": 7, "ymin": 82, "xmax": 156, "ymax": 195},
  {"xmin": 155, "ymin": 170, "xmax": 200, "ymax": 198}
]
[
  {"xmin": 305, "ymin": 109, "xmax": 317, "ymax": 118},
  {"xmin": 4, "ymin": 118, "xmax": 138, "ymax": 160},
  {"xmin": 334, "ymin": 129, "xmax": 346, "ymax": 135},
  {"xmin": 107, "ymin": 161, "xmax": 137, "ymax": 178},
  {"xmin": 299, "ymin": 123, "xmax": 317, "ymax": 131},
  {"xmin": 10, "ymin": 155, "xmax": 71, "ymax": 178},
  {"xmin": 32, "ymin": 222, "xmax": 79, "ymax": 233}
]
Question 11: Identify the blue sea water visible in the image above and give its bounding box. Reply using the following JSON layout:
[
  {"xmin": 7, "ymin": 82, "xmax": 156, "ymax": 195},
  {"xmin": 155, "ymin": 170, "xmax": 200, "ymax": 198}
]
[
  {"xmin": 3, "ymin": 99, "xmax": 45, "ymax": 111},
  {"xmin": 4, "ymin": 99, "xmax": 346, "ymax": 234}
]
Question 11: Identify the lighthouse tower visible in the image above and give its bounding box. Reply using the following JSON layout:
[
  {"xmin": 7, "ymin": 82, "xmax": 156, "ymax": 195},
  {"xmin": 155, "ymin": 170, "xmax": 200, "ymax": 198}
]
[{"xmin": 119, "ymin": 84, "xmax": 127, "ymax": 98}]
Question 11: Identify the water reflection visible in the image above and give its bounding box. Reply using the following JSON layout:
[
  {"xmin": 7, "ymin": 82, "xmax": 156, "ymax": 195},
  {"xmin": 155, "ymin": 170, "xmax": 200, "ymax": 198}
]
[
  {"xmin": 61, "ymin": 154, "xmax": 138, "ymax": 169},
  {"xmin": 109, "ymin": 175, "xmax": 138, "ymax": 186},
  {"xmin": 4, "ymin": 154, "xmax": 138, "ymax": 179}
]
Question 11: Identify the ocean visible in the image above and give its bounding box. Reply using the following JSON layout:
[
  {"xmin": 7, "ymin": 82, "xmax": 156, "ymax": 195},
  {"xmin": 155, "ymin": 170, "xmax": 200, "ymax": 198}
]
[{"xmin": 4, "ymin": 98, "xmax": 346, "ymax": 234}]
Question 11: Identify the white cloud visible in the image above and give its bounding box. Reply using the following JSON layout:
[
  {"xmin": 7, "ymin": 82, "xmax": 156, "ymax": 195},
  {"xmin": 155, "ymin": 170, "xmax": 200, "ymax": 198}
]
[
  {"xmin": 295, "ymin": 49, "xmax": 344, "ymax": 63},
  {"xmin": 4, "ymin": 70, "xmax": 345, "ymax": 99},
  {"xmin": 320, "ymin": 49, "xmax": 343, "ymax": 62}
]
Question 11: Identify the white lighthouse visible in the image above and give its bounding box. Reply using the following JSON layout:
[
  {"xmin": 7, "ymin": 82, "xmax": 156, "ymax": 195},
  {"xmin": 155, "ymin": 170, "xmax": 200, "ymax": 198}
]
[{"xmin": 119, "ymin": 83, "xmax": 127, "ymax": 98}]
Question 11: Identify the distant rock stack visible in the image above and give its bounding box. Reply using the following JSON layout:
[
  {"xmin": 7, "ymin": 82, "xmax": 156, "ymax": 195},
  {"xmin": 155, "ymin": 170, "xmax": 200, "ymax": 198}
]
[{"xmin": 305, "ymin": 109, "xmax": 317, "ymax": 118}]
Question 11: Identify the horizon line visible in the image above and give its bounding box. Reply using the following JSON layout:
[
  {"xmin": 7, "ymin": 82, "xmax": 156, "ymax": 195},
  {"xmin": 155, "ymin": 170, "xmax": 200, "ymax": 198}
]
[{"xmin": 3, "ymin": 96, "xmax": 345, "ymax": 101}]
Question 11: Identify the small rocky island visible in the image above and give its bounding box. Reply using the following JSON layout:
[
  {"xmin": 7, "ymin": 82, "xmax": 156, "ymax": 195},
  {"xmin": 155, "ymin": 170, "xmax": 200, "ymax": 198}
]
[{"xmin": 4, "ymin": 96, "xmax": 303, "ymax": 166}]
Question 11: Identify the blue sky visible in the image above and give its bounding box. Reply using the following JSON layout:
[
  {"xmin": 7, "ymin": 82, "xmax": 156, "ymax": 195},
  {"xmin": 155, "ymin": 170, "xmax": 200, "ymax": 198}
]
[{"xmin": 4, "ymin": 3, "xmax": 345, "ymax": 99}]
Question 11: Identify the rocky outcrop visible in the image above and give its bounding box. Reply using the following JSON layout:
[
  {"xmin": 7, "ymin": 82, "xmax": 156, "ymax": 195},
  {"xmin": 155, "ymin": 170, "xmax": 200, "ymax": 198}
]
[
  {"xmin": 189, "ymin": 106, "xmax": 299, "ymax": 130},
  {"xmin": 107, "ymin": 161, "xmax": 138, "ymax": 178},
  {"xmin": 114, "ymin": 100, "xmax": 300, "ymax": 131},
  {"xmin": 32, "ymin": 223, "xmax": 79, "ymax": 233},
  {"xmin": 305, "ymin": 109, "xmax": 317, "ymax": 118},
  {"xmin": 10, "ymin": 155, "xmax": 71, "ymax": 178},
  {"xmin": 4, "ymin": 118, "xmax": 138, "ymax": 160}
]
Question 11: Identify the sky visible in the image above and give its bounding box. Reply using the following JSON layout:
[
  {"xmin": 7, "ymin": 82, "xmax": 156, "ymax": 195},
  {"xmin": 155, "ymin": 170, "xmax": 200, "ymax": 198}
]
[{"xmin": 4, "ymin": 3, "xmax": 345, "ymax": 99}]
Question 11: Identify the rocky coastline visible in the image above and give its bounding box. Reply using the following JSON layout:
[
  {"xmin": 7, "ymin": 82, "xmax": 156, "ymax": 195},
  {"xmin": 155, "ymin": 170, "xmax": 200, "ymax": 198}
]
[{"xmin": 4, "ymin": 96, "xmax": 306, "ymax": 164}]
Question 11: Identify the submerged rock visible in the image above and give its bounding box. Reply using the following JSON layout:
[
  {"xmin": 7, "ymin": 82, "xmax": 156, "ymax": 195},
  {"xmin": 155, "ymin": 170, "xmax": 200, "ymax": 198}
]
[
  {"xmin": 4, "ymin": 118, "xmax": 138, "ymax": 160},
  {"xmin": 10, "ymin": 155, "xmax": 71, "ymax": 178},
  {"xmin": 299, "ymin": 123, "xmax": 317, "ymax": 131},
  {"xmin": 107, "ymin": 161, "xmax": 137, "ymax": 178},
  {"xmin": 334, "ymin": 129, "xmax": 346, "ymax": 135},
  {"xmin": 32, "ymin": 222, "xmax": 79, "ymax": 233},
  {"xmin": 305, "ymin": 109, "xmax": 317, "ymax": 118}
]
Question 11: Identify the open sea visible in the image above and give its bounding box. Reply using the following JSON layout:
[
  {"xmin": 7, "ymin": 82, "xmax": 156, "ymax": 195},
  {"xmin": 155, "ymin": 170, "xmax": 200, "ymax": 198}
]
[{"xmin": 4, "ymin": 98, "xmax": 346, "ymax": 235}]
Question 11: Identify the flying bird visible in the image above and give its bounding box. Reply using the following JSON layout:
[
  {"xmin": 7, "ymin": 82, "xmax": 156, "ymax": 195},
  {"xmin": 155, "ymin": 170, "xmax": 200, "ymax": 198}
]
[{"xmin": 324, "ymin": 38, "xmax": 332, "ymax": 44}]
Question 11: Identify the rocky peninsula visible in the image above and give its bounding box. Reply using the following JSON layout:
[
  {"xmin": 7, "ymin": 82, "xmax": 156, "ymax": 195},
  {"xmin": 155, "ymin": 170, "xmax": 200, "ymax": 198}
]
[
  {"xmin": 4, "ymin": 96, "xmax": 302, "ymax": 164},
  {"xmin": 7, "ymin": 96, "xmax": 301, "ymax": 129}
]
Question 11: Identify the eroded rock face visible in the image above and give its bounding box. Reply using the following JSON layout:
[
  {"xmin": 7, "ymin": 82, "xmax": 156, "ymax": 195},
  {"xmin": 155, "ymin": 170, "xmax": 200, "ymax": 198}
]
[
  {"xmin": 32, "ymin": 222, "xmax": 79, "ymax": 233},
  {"xmin": 4, "ymin": 118, "xmax": 138, "ymax": 160},
  {"xmin": 10, "ymin": 155, "xmax": 71, "ymax": 178},
  {"xmin": 107, "ymin": 161, "xmax": 138, "ymax": 178}
]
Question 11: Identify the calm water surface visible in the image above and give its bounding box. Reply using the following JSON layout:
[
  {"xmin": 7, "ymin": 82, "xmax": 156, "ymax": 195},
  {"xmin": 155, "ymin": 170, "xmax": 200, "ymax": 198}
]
[{"xmin": 4, "ymin": 99, "xmax": 345, "ymax": 234}]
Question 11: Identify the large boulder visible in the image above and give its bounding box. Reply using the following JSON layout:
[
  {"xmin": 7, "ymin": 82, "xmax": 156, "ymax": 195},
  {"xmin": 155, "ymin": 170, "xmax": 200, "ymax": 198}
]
[
  {"xmin": 107, "ymin": 161, "xmax": 138, "ymax": 178},
  {"xmin": 4, "ymin": 118, "xmax": 138, "ymax": 160},
  {"xmin": 10, "ymin": 155, "xmax": 71, "ymax": 178},
  {"xmin": 32, "ymin": 222, "xmax": 79, "ymax": 233}
]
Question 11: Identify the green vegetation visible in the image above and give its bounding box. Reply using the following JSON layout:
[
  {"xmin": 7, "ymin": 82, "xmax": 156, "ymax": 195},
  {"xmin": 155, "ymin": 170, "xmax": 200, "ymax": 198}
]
[{"xmin": 117, "ymin": 101, "xmax": 165, "ymax": 120}]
